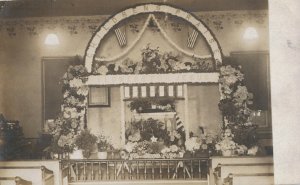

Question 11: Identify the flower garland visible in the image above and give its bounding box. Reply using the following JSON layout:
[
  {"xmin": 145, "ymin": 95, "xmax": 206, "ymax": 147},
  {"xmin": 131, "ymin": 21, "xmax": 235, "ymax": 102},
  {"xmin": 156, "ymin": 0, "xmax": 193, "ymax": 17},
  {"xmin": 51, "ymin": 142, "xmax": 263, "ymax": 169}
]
[
  {"xmin": 47, "ymin": 65, "xmax": 89, "ymax": 154},
  {"xmin": 93, "ymin": 44, "xmax": 214, "ymax": 75},
  {"xmin": 94, "ymin": 14, "xmax": 212, "ymax": 63},
  {"xmin": 129, "ymin": 98, "xmax": 175, "ymax": 113}
]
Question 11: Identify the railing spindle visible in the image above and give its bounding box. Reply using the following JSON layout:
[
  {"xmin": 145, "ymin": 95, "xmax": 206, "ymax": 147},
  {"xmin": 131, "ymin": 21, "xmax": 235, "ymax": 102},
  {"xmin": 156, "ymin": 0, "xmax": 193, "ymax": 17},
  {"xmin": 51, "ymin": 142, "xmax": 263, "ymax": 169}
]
[
  {"xmin": 83, "ymin": 162, "xmax": 86, "ymax": 181},
  {"xmin": 137, "ymin": 161, "xmax": 139, "ymax": 180},
  {"xmin": 106, "ymin": 161, "xmax": 109, "ymax": 180},
  {"xmin": 151, "ymin": 161, "xmax": 155, "ymax": 180},
  {"xmin": 144, "ymin": 161, "xmax": 147, "ymax": 180},
  {"xmin": 198, "ymin": 160, "xmax": 201, "ymax": 179},
  {"xmin": 98, "ymin": 162, "xmax": 101, "ymax": 180},
  {"xmin": 175, "ymin": 161, "xmax": 178, "ymax": 179},
  {"xmin": 91, "ymin": 162, "xmax": 94, "ymax": 181},
  {"xmin": 167, "ymin": 160, "xmax": 170, "ymax": 179},
  {"xmin": 128, "ymin": 161, "xmax": 132, "ymax": 180},
  {"xmin": 183, "ymin": 160, "xmax": 186, "ymax": 179},
  {"xmin": 159, "ymin": 161, "xmax": 162, "ymax": 179},
  {"xmin": 75, "ymin": 162, "xmax": 78, "ymax": 181},
  {"xmin": 114, "ymin": 161, "xmax": 117, "ymax": 180},
  {"xmin": 190, "ymin": 160, "xmax": 193, "ymax": 179},
  {"xmin": 121, "ymin": 161, "xmax": 125, "ymax": 180}
]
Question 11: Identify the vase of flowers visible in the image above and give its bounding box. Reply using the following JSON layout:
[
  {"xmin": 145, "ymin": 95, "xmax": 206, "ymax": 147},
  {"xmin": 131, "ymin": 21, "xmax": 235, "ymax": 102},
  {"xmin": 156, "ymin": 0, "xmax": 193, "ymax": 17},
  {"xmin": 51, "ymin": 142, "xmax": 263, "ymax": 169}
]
[
  {"xmin": 97, "ymin": 134, "xmax": 114, "ymax": 159},
  {"xmin": 75, "ymin": 129, "xmax": 97, "ymax": 159},
  {"xmin": 215, "ymin": 129, "xmax": 237, "ymax": 157},
  {"xmin": 222, "ymin": 149, "xmax": 234, "ymax": 157}
]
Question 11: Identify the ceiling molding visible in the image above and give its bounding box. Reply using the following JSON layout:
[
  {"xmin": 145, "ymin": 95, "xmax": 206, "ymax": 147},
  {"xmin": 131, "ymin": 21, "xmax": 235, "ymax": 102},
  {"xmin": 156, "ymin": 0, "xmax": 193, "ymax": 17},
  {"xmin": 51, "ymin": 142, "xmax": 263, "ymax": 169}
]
[{"xmin": 0, "ymin": 0, "xmax": 268, "ymax": 18}]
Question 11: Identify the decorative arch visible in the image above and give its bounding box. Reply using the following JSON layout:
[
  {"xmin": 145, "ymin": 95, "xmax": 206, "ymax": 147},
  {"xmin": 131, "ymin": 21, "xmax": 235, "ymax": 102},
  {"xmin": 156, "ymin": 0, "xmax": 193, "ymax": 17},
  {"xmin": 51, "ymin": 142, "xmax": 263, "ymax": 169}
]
[{"xmin": 84, "ymin": 3, "xmax": 223, "ymax": 73}]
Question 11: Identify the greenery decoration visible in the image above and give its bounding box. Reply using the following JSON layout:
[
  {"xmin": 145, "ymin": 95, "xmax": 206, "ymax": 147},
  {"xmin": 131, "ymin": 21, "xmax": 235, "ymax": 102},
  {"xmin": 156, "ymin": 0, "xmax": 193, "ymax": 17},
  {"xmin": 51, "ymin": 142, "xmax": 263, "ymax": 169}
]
[
  {"xmin": 97, "ymin": 134, "xmax": 114, "ymax": 152},
  {"xmin": 129, "ymin": 98, "xmax": 175, "ymax": 113},
  {"xmin": 47, "ymin": 65, "xmax": 89, "ymax": 154},
  {"xmin": 218, "ymin": 64, "xmax": 258, "ymax": 148},
  {"xmin": 75, "ymin": 129, "xmax": 97, "ymax": 158},
  {"xmin": 0, "ymin": 114, "xmax": 30, "ymax": 160},
  {"xmin": 92, "ymin": 44, "xmax": 214, "ymax": 75}
]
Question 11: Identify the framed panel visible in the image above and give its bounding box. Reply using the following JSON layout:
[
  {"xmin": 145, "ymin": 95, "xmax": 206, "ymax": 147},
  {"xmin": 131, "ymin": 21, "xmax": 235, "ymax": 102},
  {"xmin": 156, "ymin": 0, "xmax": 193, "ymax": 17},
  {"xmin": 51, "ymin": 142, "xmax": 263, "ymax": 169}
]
[
  {"xmin": 230, "ymin": 51, "xmax": 272, "ymax": 138},
  {"xmin": 150, "ymin": 86, "xmax": 156, "ymax": 97},
  {"xmin": 168, "ymin": 85, "xmax": 174, "ymax": 96},
  {"xmin": 132, "ymin": 86, "xmax": 138, "ymax": 97},
  {"xmin": 159, "ymin": 86, "xmax": 165, "ymax": 96},
  {"xmin": 88, "ymin": 86, "xmax": 110, "ymax": 107},
  {"xmin": 124, "ymin": 86, "xmax": 130, "ymax": 98},
  {"xmin": 176, "ymin": 85, "xmax": 183, "ymax": 97},
  {"xmin": 42, "ymin": 56, "xmax": 82, "ymax": 125},
  {"xmin": 141, "ymin": 86, "xmax": 147, "ymax": 97}
]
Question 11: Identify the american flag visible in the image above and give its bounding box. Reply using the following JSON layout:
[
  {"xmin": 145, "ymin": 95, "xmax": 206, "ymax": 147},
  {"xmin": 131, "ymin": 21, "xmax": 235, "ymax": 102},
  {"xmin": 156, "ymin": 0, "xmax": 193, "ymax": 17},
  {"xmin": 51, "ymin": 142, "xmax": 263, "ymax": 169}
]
[
  {"xmin": 187, "ymin": 29, "xmax": 199, "ymax": 48},
  {"xmin": 114, "ymin": 28, "xmax": 127, "ymax": 47},
  {"xmin": 175, "ymin": 113, "xmax": 185, "ymax": 140}
]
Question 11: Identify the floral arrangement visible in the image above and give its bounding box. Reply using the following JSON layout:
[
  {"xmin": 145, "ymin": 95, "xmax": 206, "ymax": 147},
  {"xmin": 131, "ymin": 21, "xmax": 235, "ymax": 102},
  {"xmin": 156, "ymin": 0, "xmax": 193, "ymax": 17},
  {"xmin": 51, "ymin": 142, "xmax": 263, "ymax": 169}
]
[
  {"xmin": 215, "ymin": 129, "xmax": 237, "ymax": 151},
  {"xmin": 123, "ymin": 117, "xmax": 186, "ymax": 159},
  {"xmin": 123, "ymin": 141, "xmax": 183, "ymax": 159},
  {"xmin": 218, "ymin": 64, "xmax": 258, "ymax": 148},
  {"xmin": 126, "ymin": 118, "xmax": 185, "ymax": 146},
  {"xmin": 74, "ymin": 129, "xmax": 97, "ymax": 158},
  {"xmin": 218, "ymin": 65, "xmax": 252, "ymax": 123},
  {"xmin": 47, "ymin": 65, "xmax": 89, "ymax": 154},
  {"xmin": 215, "ymin": 128, "xmax": 248, "ymax": 156},
  {"xmin": 0, "ymin": 115, "xmax": 29, "ymax": 160},
  {"xmin": 183, "ymin": 130, "xmax": 216, "ymax": 157},
  {"xmin": 129, "ymin": 98, "xmax": 175, "ymax": 113},
  {"xmin": 92, "ymin": 44, "xmax": 214, "ymax": 75},
  {"xmin": 97, "ymin": 134, "xmax": 114, "ymax": 152}
]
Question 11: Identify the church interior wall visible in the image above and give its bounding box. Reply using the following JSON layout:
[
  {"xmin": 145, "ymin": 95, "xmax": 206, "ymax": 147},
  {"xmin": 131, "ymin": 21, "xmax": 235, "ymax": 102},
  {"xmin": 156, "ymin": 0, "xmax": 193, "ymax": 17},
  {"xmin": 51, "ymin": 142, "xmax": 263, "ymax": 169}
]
[{"xmin": 0, "ymin": 10, "xmax": 269, "ymax": 140}]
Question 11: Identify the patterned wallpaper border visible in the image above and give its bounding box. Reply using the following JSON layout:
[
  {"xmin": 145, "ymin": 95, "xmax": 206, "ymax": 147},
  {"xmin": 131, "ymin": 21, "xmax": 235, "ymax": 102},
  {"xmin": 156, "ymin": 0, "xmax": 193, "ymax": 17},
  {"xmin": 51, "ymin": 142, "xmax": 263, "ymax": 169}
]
[{"xmin": 0, "ymin": 10, "xmax": 268, "ymax": 37}]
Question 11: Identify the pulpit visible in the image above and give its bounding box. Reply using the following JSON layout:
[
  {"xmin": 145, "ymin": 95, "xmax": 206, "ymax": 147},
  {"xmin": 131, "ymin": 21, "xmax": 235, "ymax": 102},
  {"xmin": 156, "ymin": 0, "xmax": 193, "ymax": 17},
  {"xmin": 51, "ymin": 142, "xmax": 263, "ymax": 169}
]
[{"xmin": 209, "ymin": 156, "xmax": 274, "ymax": 185}]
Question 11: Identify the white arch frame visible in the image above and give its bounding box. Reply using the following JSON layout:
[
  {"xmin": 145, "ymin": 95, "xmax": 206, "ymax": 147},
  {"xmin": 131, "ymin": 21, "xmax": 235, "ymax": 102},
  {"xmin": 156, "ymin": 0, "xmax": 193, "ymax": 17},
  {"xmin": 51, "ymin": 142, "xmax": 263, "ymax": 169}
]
[{"xmin": 84, "ymin": 3, "xmax": 223, "ymax": 73}]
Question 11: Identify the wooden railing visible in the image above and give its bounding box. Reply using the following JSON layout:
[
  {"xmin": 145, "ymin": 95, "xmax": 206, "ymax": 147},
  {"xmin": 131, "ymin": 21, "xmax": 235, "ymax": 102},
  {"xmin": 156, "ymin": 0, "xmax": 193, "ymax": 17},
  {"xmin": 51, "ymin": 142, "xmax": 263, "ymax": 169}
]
[
  {"xmin": 0, "ymin": 176, "xmax": 32, "ymax": 185},
  {"xmin": 0, "ymin": 166, "xmax": 54, "ymax": 185},
  {"xmin": 62, "ymin": 158, "xmax": 209, "ymax": 182}
]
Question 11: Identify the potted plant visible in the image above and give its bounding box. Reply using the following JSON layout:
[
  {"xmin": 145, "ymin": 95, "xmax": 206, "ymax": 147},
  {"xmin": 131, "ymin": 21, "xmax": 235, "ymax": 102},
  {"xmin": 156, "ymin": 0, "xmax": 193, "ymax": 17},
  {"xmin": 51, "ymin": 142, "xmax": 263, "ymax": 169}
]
[
  {"xmin": 97, "ymin": 134, "xmax": 114, "ymax": 159},
  {"xmin": 215, "ymin": 129, "xmax": 238, "ymax": 156},
  {"xmin": 74, "ymin": 129, "xmax": 97, "ymax": 159}
]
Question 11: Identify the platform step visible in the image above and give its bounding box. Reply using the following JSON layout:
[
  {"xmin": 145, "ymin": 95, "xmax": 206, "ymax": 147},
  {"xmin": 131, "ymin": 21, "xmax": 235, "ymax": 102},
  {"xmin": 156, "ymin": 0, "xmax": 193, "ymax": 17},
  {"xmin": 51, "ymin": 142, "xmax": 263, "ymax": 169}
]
[{"xmin": 69, "ymin": 180, "xmax": 208, "ymax": 185}]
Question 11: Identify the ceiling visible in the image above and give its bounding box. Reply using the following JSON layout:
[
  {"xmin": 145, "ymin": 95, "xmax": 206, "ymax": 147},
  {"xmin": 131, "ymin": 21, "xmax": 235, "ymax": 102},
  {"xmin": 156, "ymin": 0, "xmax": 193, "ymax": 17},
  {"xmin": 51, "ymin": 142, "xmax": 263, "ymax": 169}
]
[{"xmin": 0, "ymin": 0, "xmax": 268, "ymax": 18}]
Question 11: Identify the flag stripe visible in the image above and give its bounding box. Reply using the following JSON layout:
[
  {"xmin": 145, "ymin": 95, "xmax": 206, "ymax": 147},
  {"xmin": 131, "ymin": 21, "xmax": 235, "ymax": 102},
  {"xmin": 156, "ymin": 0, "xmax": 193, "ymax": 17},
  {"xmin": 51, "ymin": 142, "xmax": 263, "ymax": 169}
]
[
  {"xmin": 187, "ymin": 29, "xmax": 198, "ymax": 48},
  {"xmin": 114, "ymin": 28, "xmax": 126, "ymax": 46},
  {"xmin": 118, "ymin": 28, "xmax": 126, "ymax": 46}
]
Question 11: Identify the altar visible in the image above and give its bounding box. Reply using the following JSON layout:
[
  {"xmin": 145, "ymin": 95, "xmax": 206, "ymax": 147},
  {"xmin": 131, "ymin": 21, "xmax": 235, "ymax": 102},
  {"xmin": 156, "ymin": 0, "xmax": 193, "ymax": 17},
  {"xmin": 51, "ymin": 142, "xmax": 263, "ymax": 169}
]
[{"xmin": 41, "ymin": 3, "xmax": 273, "ymax": 185}]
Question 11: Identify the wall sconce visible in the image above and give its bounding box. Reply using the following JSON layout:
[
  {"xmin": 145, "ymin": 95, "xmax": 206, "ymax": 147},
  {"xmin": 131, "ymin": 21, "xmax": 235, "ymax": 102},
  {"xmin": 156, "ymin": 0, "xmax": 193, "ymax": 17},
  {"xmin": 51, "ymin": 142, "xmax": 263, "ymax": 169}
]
[
  {"xmin": 44, "ymin": 33, "xmax": 60, "ymax": 46},
  {"xmin": 243, "ymin": 27, "xmax": 258, "ymax": 40}
]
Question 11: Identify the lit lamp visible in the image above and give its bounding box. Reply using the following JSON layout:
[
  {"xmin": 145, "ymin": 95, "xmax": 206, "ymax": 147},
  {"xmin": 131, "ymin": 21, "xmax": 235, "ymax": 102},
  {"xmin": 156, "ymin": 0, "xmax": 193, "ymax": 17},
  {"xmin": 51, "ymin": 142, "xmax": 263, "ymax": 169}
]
[
  {"xmin": 44, "ymin": 33, "xmax": 60, "ymax": 46},
  {"xmin": 243, "ymin": 27, "xmax": 258, "ymax": 40}
]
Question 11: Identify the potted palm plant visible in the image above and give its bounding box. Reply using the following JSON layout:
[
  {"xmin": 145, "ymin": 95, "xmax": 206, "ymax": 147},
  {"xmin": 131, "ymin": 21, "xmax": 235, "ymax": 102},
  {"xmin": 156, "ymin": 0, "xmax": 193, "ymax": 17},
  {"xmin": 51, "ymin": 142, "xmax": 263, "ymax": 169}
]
[{"xmin": 74, "ymin": 129, "xmax": 97, "ymax": 159}]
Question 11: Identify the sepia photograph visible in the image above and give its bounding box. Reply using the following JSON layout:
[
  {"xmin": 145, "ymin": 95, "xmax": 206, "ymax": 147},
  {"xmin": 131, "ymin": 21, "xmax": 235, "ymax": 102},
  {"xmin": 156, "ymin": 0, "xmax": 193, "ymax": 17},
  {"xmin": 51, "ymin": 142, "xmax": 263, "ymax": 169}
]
[{"xmin": 0, "ymin": 0, "xmax": 299, "ymax": 185}]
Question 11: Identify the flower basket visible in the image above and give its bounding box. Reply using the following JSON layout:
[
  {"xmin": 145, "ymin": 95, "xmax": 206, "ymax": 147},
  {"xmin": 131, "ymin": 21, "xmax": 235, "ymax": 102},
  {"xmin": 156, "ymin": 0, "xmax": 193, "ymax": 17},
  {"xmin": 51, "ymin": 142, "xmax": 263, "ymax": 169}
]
[
  {"xmin": 97, "ymin": 151, "xmax": 108, "ymax": 159},
  {"xmin": 222, "ymin": 150, "xmax": 234, "ymax": 157},
  {"xmin": 69, "ymin": 149, "xmax": 83, "ymax": 159}
]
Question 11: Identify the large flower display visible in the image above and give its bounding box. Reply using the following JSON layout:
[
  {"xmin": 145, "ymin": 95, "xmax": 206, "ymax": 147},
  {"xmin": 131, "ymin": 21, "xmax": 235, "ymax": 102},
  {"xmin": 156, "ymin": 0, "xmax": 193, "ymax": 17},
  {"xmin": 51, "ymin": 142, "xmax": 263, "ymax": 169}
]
[
  {"xmin": 47, "ymin": 65, "xmax": 89, "ymax": 154},
  {"xmin": 218, "ymin": 65, "xmax": 258, "ymax": 149}
]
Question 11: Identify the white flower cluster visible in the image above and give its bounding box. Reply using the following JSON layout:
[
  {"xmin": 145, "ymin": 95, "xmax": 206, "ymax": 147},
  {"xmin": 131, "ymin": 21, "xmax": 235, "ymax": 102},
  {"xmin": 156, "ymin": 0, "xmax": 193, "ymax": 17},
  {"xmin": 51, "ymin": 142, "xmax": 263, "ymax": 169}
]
[{"xmin": 185, "ymin": 137, "xmax": 201, "ymax": 152}]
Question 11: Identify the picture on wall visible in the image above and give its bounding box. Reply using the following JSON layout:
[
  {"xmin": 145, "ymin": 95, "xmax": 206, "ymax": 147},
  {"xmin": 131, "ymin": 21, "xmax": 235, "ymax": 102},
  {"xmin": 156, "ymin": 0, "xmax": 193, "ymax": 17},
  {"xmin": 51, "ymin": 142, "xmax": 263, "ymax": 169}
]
[{"xmin": 88, "ymin": 86, "xmax": 110, "ymax": 107}]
